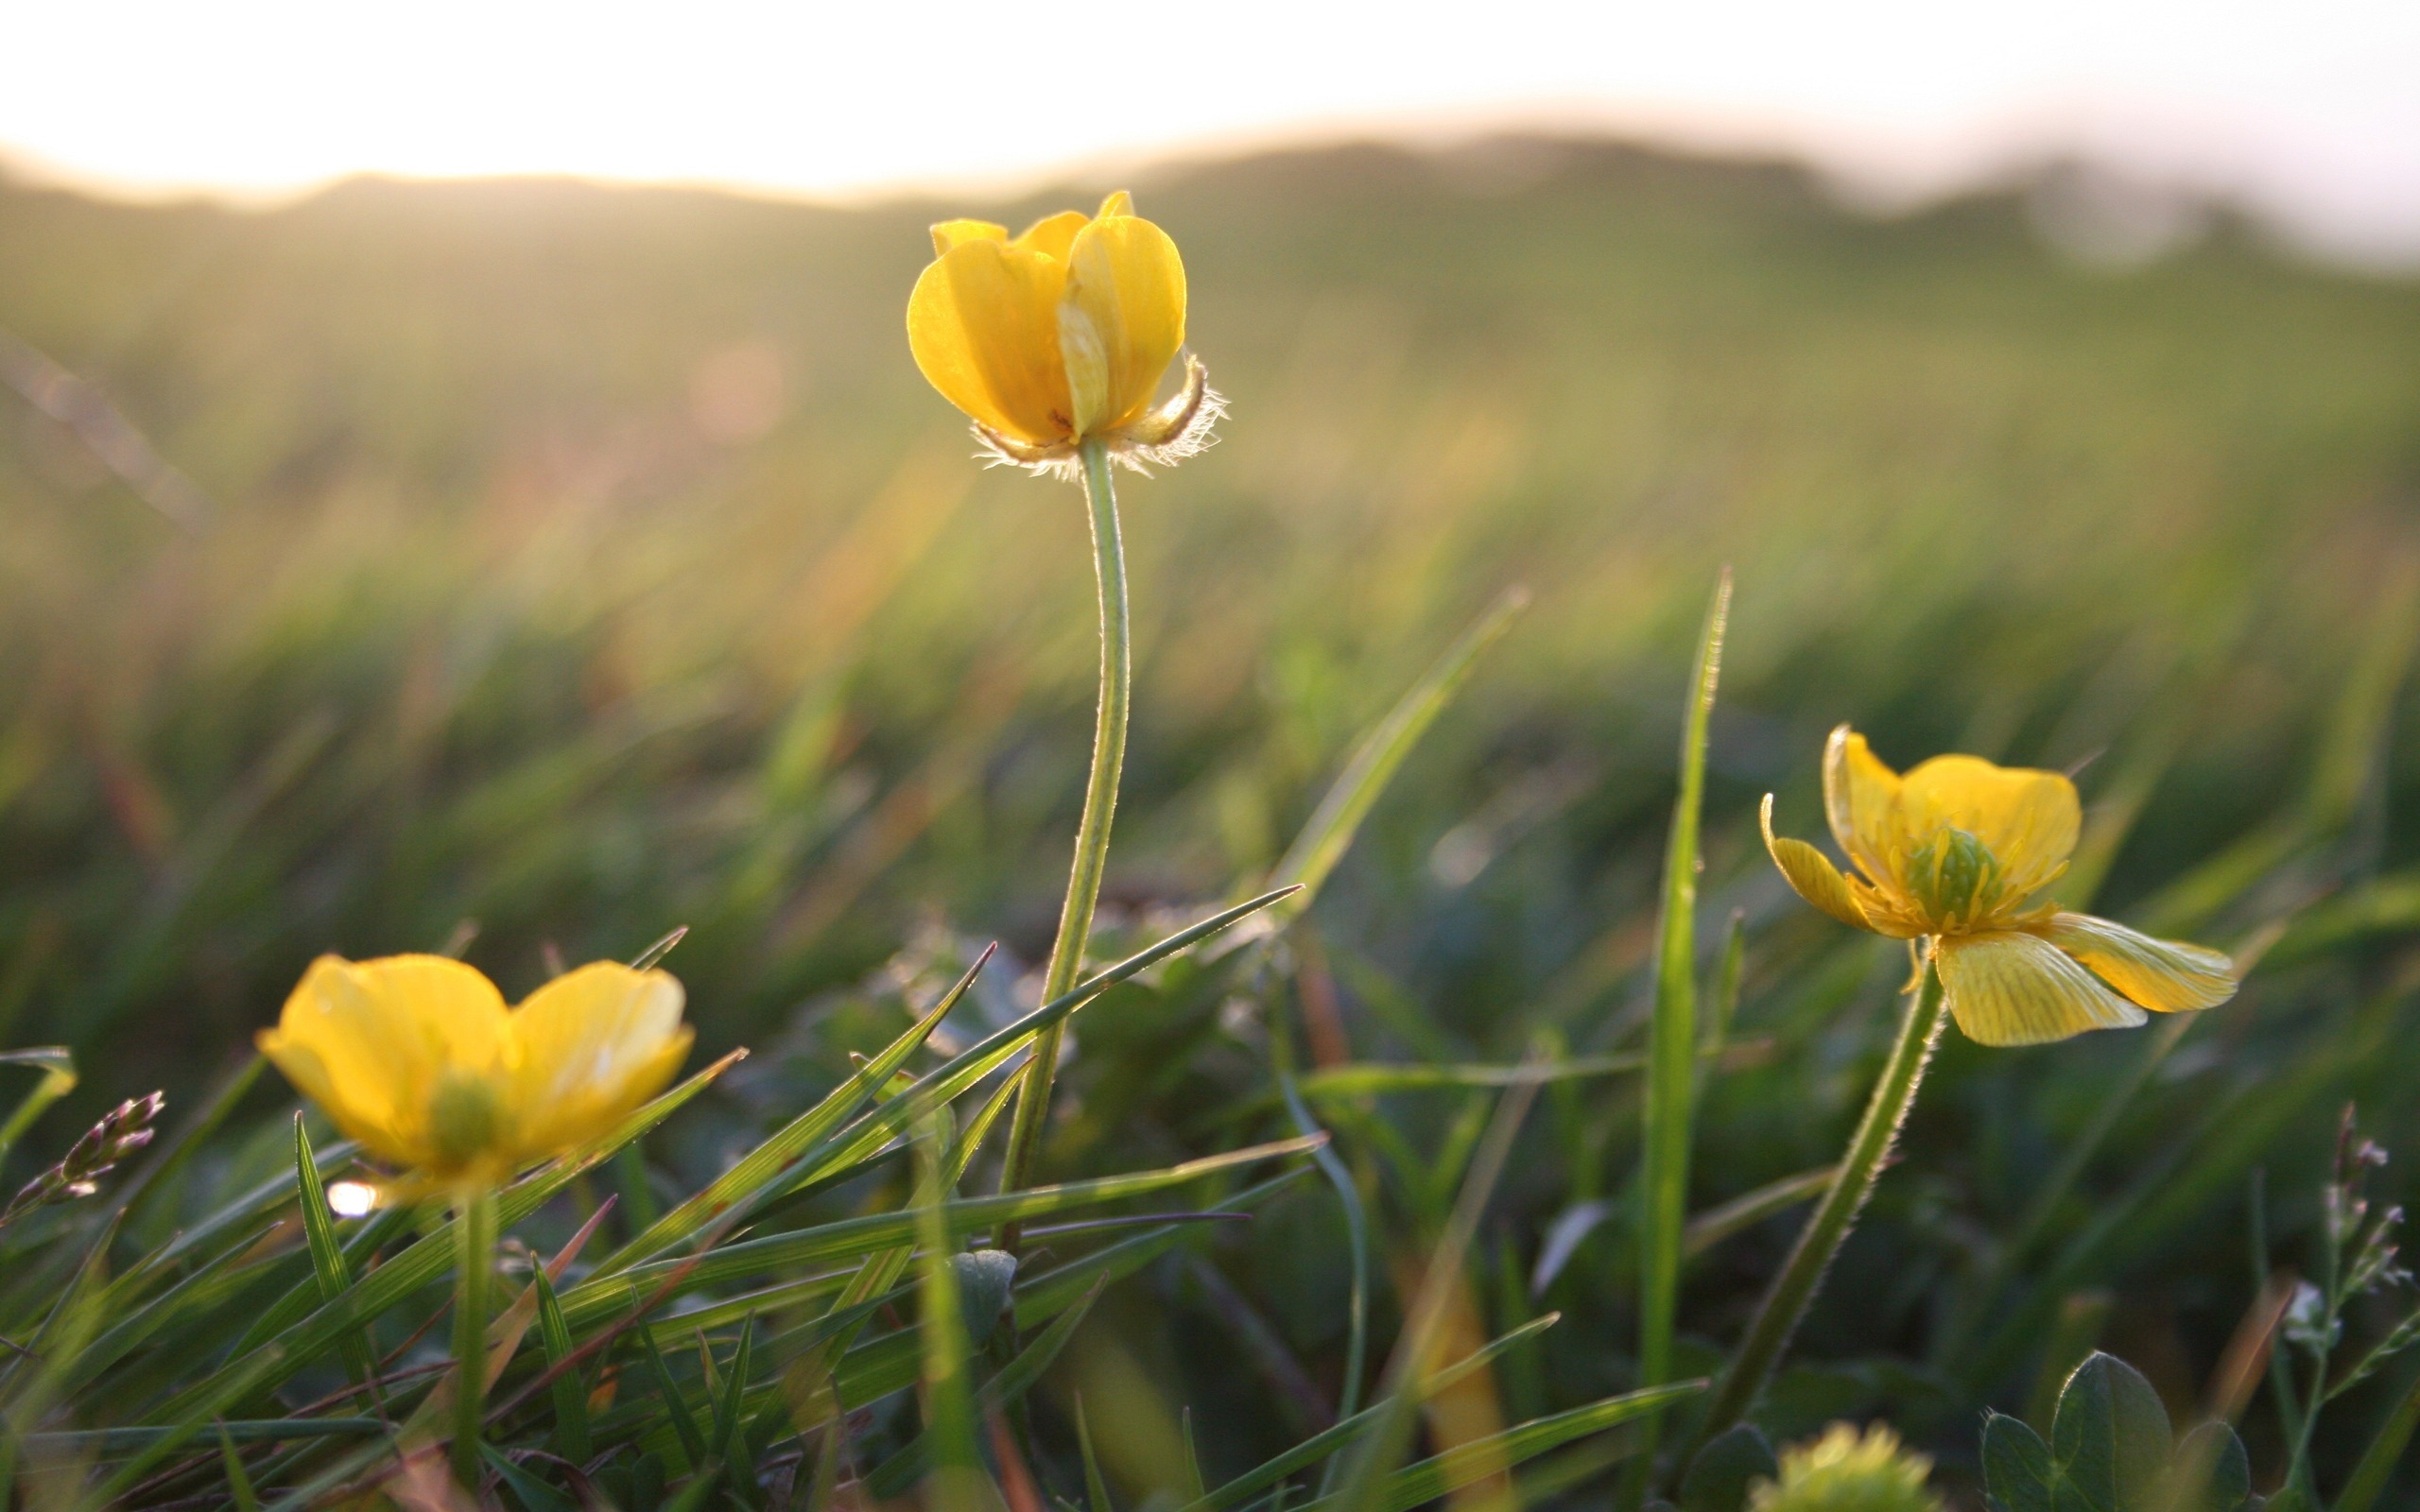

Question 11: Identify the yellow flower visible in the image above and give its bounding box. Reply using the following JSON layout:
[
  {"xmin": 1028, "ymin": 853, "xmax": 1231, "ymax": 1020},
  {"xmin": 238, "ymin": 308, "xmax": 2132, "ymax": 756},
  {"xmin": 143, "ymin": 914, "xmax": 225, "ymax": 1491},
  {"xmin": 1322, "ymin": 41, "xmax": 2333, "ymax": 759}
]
[
  {"xmin": 907, "ymin": 190, "xmax": 1221, "ymax": 473},
  {"xmin": 258, "ymin": 954, "xmax": 692, "ymax": 1184},
  {"xmin": 1751, "ymin": 1422, "xmax": 1942, "ymax": 1512},
  {"xmin": 1762, "ymin": 726, "xmax": 2238, "ymax": 1046}
]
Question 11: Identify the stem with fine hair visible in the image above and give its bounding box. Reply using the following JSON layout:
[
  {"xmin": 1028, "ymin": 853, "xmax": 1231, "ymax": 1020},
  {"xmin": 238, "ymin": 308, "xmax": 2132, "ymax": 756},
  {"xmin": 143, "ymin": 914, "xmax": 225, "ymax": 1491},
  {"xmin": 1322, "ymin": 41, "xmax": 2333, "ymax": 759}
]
[
  {"xmin": 451, "ymin": 1183, "xmax": 497, "ymax": 1488},
  {"xmin": 997, "ymin": 438, "xmax": 1130, "ymax": 1250},
  {"xmin": 1684, "ymin": 955, "xmax": 1947, "ymax": 1464}
]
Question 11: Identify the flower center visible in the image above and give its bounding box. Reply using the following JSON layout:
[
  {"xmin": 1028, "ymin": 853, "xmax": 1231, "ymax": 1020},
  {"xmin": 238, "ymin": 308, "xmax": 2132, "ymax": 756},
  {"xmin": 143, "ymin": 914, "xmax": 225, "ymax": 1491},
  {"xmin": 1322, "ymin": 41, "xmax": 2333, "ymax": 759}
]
[
  {"xmin": 428, "ymin": 1072, "xmax": 506, "ymax": 1172},
  {"xmin": 1900, "ymin": 827, "xmax": 2009, "ymax": 931}
]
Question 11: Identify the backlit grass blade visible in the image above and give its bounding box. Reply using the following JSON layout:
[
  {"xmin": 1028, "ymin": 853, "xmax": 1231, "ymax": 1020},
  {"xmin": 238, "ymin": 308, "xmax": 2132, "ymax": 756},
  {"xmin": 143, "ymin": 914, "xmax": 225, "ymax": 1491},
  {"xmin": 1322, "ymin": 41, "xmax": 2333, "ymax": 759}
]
[
  {"xmin": 1682, "ymin": 1166, "xmax": 1834, "ymax": 1263},
  {"xmin": 1630, "ymin": 569, "xmax": 1729, "ymax": 1506},
  {"xmin": 1294, "ymin": 1383, "xmax": 1703, "ymax": 1512},
  {"xmin": 0, "ymin": 1046, "xmax": 75, "ymax": 1166},
  {"xmin": 533, "ymin": 1266, "xmax": 591, "ymax": 1465},
  {"xmin": 1267, "ymin": 587, "xmax": 1529, "ymax": 919},
  {"xmin": 914, "ymin": 1104, "xmax": 985, "ymax": 1512},
  {"xmin": 1176, "ymin": 1314, "xmax": 1564, "ymax": 1512},
  {"xmin": 292, "ymin": 1116, "xmax": 379, "ymax": 1395},
  {"xmin": 595, "ymin": 946, "xmax": 992, "ymax": 1278}
]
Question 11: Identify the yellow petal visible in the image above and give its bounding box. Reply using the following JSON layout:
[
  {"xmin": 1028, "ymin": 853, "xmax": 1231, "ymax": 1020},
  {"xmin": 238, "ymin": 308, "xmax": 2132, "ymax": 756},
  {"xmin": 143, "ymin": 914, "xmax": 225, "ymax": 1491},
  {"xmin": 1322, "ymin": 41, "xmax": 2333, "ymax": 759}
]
[
  {"xmin": 1935, "ymin": 931, "xmax": 2147, "ymax": 1046},
  {"xmin": 906, "ymin": 238, "xmax": 1074, "ymax": 447},
  {"xmin": 505, "ymin": 962, "xmax": 692, "ymax": 1163},
  {"xmin": 258, "ymin": 954, "xmax": 510, "ymax": 1168},
  {"xmin": 1822, "ymin": 726, "xmax": 1901, "ymax": 879},
  {"xmin": 929, "ymin": 219, "xmax": 1007, "ymax": 257},
  {"xmin": 1893, "ymin": 755, "xmax": 2081, "ymax": 890},
  {"xmin": 2040, "ymin": 913, "xmax": 2237, "ymax": 1013},
  {"xmin": 1761, "ymin": 795, "xmax": 1874, "ymax": 932},
  {"xmin": 1060, "ymin": 213, "xmax": 1186, "ymax": 437},
  {"xmin": 1011, "ymin": 209, "xmax": 1091, "ymax": 263},
  {"xmin": 1097, "ymin": 189, "xmax": 1135, "ymax": 218}
]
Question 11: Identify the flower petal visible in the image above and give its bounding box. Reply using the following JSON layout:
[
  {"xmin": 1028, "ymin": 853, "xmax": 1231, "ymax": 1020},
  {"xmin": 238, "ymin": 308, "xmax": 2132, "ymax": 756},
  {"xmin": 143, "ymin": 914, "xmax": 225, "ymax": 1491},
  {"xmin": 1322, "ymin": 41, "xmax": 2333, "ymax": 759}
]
[
  {"xmin": 1061, "ymin": 212, "xmax": 1186, "ymax": 438},
  {"xmin": 506, "ymin": 963, "xmax": 692, "ymax": 1163},
  {"xmin": 1096, "ymin": 190, "xmax": 1135, "ymax": 218},
  {"xmin": 1936, "ymin": 931, "xmax": 2147, "ymax": 1046},
  {"xmin": 1762, "ymin": 795, "xmax": 1874, "ymax": 932},
  {"xmin": 929, "ymin": 219, "xmax": 1007, "ymax": 257},
  {"xmin": 1823, "ymin": 726, "xmax": 1901, "ymax": 879},
  {"xmin": 2041, "ymin": 913, "xmax": 2238, "ymax": 1013},
  {"xmin": 1893, "ymin": 754, "xmax": 2080, "ymax": 890},
  {"xmin": 1011, "ymin": 210, "xmax": 1091, "ymax": 263},
  {"xmin": 258, "ymin": 954, "xmax": 510, "ymax": 1167},
  {"xmin": 906, "ymin": 238, "xmax": 1074, "ymax": 447}
]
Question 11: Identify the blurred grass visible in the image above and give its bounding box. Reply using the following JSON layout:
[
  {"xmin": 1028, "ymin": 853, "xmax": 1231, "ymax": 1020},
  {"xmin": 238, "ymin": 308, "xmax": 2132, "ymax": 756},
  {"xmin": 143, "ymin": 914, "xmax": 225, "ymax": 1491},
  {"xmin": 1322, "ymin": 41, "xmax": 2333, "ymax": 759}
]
[{"xmin": 3, "ymin": 133, "xmax": 2420, "ymax": 1496}]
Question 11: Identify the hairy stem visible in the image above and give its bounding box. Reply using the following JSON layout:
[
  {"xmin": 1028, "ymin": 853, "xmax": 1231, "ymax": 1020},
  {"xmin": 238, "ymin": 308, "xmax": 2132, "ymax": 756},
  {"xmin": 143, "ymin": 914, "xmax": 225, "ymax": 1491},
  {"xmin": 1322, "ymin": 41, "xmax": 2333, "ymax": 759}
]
[
  {"xmin": 1685, "ymin": 957, "xmax": 1947, "ymax": 1462},
  {"xmin": 451, "ymin": 1183, "xmax": 497, "ymax": 1489},
  {"xmin": 998, "ymin": 438, "xmax": 1130, "ymax": 1250}
]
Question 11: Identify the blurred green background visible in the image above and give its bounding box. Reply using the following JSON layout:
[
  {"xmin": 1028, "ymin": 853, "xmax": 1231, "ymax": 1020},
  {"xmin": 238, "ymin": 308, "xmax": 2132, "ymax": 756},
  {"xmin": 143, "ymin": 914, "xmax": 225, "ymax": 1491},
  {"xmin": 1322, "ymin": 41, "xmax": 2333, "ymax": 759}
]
[{"xmin": 5, "ymin": 136, "xmax": 2420, "ymax": 1492}]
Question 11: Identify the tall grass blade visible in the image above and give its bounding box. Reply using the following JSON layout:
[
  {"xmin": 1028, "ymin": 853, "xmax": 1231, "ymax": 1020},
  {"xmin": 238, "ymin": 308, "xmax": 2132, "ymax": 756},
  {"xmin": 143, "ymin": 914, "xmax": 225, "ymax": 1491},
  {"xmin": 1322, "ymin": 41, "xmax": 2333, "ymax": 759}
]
[
  {"xmin": 1630, "ymin": 569, "xmax": 1729, "ymax": 1505},
  {"xmin": 534, "ymin": 1268, "xmax": 590, "ymax": 1465},
  {"xmin": 1178, "ymin": 1314, "xmax": 1564, "ymax": 1512},
  {"xmin": 914, "ymin": 1104, "xmax": 986, "ymax": 1512},
  {"xmin": 291, "ymin": 1116, "xmax": 377, "ymax": 1393},
  {"xmin": 1298, "ymin": 1383, "xmax": 1701, "ymax": 1512}
]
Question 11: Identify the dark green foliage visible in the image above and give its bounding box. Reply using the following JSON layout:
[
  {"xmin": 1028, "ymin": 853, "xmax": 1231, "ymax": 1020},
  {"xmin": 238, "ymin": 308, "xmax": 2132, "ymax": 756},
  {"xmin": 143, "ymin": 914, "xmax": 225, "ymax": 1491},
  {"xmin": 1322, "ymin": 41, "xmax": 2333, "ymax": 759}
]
[
  {"xmin": 1983, "ymin": 1354, "xmax": 2250, "ymax": 1512},
  {"xmin": 1682, "ymin": 1424, "xmax": 1781, "ymax": 1512}
]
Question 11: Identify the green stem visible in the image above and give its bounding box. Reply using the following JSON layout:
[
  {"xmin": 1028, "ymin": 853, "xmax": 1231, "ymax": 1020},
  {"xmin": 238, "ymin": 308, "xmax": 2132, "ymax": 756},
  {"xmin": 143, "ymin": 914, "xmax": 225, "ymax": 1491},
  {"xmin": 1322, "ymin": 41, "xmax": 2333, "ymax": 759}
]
[
  {"xmin": 997, "ymin": 439, "xmax": 1130, "ymax": 1250},
  {"xmin": 1684, "ymin": 957, "xmax": 1948, "ymax": 1463},
  {"xmin": 451, "ymin": 1183, "xmax": 497, "ymax": 1489}
]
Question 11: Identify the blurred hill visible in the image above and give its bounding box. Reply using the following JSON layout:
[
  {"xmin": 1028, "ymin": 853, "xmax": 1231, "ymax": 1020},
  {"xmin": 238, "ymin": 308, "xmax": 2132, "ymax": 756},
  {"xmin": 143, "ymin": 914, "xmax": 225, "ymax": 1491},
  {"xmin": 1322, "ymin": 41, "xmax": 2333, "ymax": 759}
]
[{"xmin": 1, "ymin": 135, "xmax": 2416, "ymax": 1098}]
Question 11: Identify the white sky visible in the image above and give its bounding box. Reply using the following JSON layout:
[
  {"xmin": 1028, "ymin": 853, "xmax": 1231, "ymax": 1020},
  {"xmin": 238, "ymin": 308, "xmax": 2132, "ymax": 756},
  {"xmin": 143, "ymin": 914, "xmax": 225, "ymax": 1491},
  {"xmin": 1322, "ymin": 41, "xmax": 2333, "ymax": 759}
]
[{"xmin": 6, "ymin": 0, "xmax": 2418, "ymax": 262}]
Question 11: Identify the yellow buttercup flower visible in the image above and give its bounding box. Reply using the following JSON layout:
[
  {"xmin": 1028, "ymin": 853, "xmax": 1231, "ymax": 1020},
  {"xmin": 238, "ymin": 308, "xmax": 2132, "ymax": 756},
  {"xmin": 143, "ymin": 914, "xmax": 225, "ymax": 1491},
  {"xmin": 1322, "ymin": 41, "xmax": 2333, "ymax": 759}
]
[
  {"xmin": 258, "ymin": 954, "xmax": 692, "ymax": 1184},
  {"xmin": 907, "ymin": 190, "xmax": 1222, "ymax": 474},
  {"xmin": 1762, "ymin": 726, "xmax": 2238, "ymax": 1046}
]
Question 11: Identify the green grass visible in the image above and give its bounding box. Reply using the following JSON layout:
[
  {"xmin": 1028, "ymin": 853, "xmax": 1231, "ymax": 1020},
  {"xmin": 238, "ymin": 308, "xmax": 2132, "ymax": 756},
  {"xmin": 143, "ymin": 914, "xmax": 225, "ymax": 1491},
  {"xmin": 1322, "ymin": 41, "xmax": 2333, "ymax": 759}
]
[{"xmin": 0, "ymin": 135, "xmax": 2418, "ymax": 1507}]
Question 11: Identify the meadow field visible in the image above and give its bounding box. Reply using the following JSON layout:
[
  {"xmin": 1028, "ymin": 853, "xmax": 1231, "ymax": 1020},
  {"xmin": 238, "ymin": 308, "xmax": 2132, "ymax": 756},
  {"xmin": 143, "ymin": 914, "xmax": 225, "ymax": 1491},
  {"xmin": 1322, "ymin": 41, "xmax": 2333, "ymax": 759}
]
[{"xmin": 2, "ymin": 136, "xmax": 2419, "ymax": 1507}]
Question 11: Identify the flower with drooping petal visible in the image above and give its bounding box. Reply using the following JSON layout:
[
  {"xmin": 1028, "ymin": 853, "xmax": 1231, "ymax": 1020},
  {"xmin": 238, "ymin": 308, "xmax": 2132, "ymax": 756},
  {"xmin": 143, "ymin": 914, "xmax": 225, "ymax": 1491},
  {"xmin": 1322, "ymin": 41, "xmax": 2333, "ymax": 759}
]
[
  {"xmin": 258, "ymin": 954, "xmax": 692, "ymax": 1184},
  {"xmin": 1762, "ymin": 726, "xmax": 2238, "ymax": 1046},
  {"xmin": 907, "ymin": 191, "xmax": 1222, "ymax": 475}
]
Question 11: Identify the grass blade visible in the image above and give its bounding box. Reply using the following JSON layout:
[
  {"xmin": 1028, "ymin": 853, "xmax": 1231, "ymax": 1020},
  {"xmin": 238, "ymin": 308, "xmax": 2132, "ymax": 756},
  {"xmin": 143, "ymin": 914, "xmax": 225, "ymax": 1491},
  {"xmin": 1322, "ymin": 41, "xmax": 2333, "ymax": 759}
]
[
  {"xmin": 1298, "ymin": 1383, "xmax": 1701, "ymax": 1512},
  {"xmin": 1178, "ymin": 1314, "xmax": 1564, "ymax": 1512},
  {"xmin": 534, "ymin": 1268, "xmax": 591, "ymax": 1466},
  {"xmin": 292, "ymin": 1115, "xmax": 377, "ymax": 1392},
  {"xmin": 1629, "ymin": 569, "xmax": 1728, "ymax": 1505},
  {"xmin": 0, "ymin": 1046, "xmax": 76, "ymax": 1165}
]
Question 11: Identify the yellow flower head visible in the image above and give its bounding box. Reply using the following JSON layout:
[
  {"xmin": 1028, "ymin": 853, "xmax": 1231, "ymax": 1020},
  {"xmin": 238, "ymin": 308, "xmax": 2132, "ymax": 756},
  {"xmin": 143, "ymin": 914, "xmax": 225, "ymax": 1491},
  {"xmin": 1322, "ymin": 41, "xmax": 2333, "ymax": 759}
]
[
  {"xmin": 258, "ymin": 954, "xmax": 693, "ymax": 1184},
  {"xmin": 907, "ymin": 191, "xmax": 1222, "ymax": 475},
  {"xmin": 1763, "ymin": 726, "xmax": 2238, "ymax": 1046},
  {"xmin": 1750, "ymin": 1422, "xmax": 1942, "ymax": 1512}
]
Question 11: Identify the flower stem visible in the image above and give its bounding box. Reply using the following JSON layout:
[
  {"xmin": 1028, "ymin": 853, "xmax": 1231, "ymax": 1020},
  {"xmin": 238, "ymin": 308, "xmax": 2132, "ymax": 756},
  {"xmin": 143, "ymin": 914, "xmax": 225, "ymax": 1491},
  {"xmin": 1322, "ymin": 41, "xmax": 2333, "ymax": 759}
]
[
  {"xmin": 1684, "ymin": 956, "xmax": 1947, "ymax": 1464},
  {"xmin": 997, "ymin": 438, "xmax": 1130, "ymax": 1250},
  {"xmin": 451, "ymin": 1182, "xmax": 497, "ymax": 1489}
]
